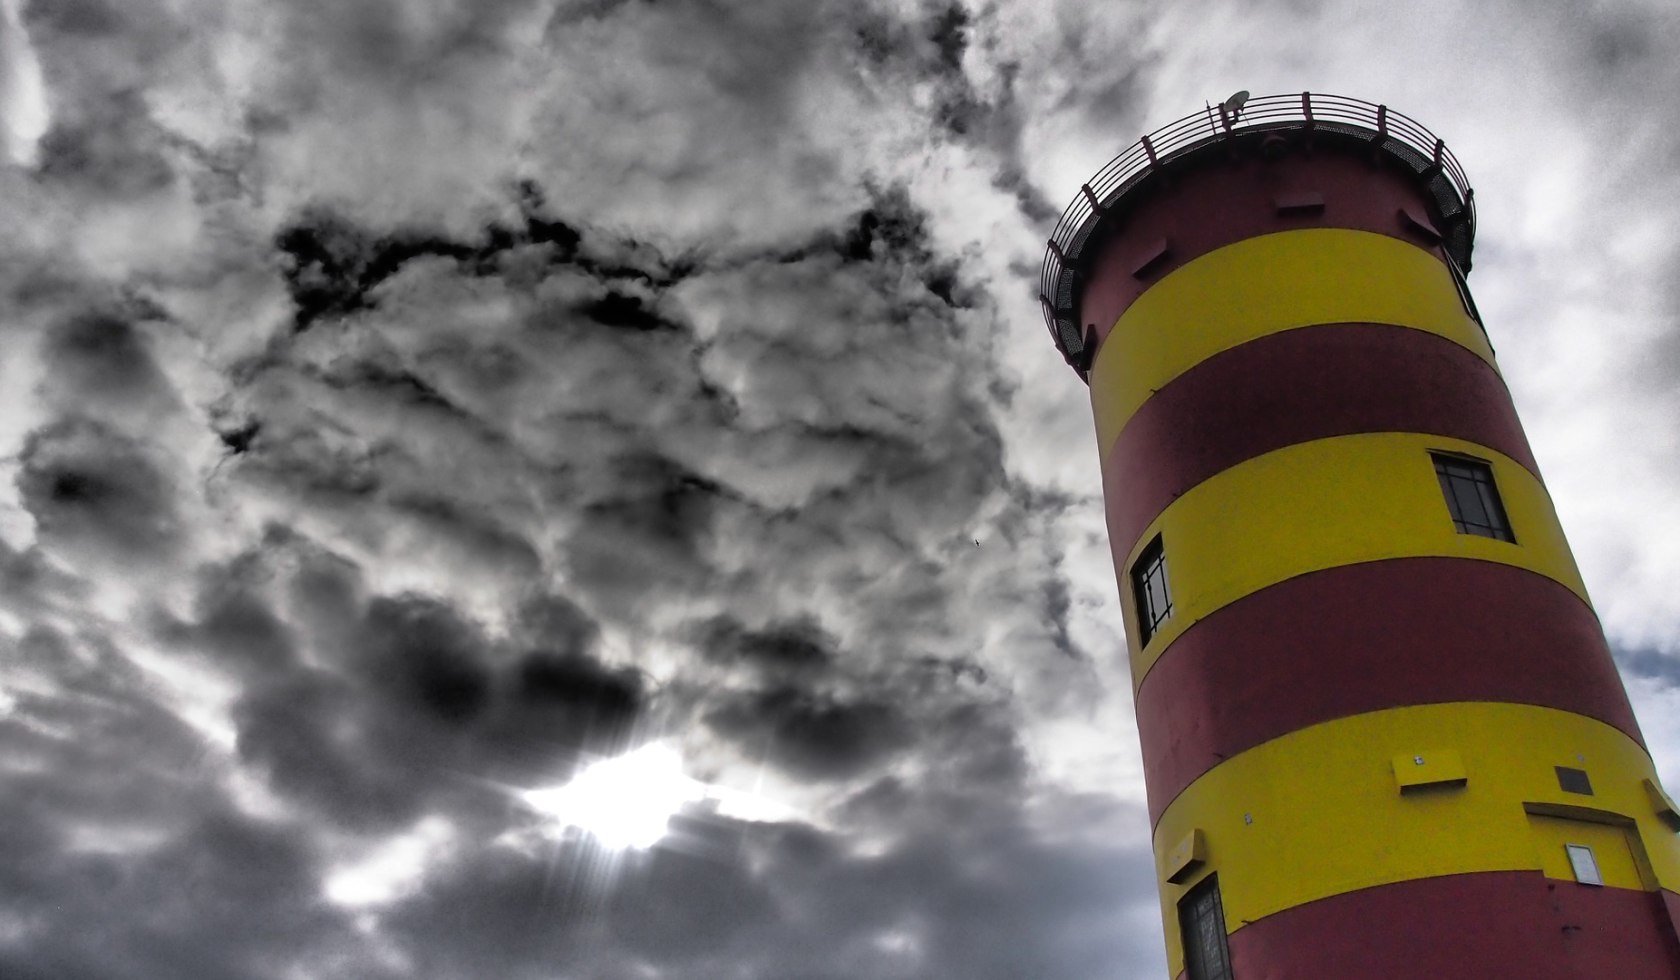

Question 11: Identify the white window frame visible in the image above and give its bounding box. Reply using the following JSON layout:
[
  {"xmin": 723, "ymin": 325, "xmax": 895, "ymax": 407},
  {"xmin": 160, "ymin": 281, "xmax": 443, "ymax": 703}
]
[{"xmin": 1565, "ymin": 844, "xmax": 1603, "ymax": 886}]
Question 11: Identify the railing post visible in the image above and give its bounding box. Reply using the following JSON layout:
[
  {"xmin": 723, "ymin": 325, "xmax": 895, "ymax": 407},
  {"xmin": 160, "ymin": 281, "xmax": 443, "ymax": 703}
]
[
  {"xmin": 1141, "ymin": 135, "xmax": 1160, "ymax": 170},
  {"xmin": 1301, "ymin": 92, "xmax": 1314, "ymax": 130},
  {"xmin": 1081, "ymin": 183, "xmax": 1104, "ymax": 214},
  {"xmin": 1047, "ymin": 239, "xmax": 1068, "ymax": 264},
  {"xmin": 1376, "ymin": 104, "xmax": 1388, "ymax": 140}
]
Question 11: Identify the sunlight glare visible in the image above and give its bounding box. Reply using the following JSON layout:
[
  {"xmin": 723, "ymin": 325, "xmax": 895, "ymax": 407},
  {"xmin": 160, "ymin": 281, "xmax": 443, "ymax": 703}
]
[{"xmin": 522, "ymin": 743, "xmax": 703, "ymax": 850}]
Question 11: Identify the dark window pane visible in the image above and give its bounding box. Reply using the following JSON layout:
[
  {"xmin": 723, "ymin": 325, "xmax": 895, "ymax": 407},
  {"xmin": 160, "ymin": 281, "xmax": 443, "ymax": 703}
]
[
  {"xmin": 1131, "ymin": 535, "xmax": 1171, "ymax": 646},
  {"xmin": 1147, "ymin": 567, "xmax": 1171, "ymax": 619},
  {"xmin": 1437, "ymin": 467, "xmax": 1462, "ymax": 513},
  {"xmin": 1556, "ymin": 766, "xmax": 1594, "ymax": 796},
  {"xmin": 1474, "ymin": 479, "xmax": 1514, "ymax": 541},
  {"xmin": 1452, "ymin": 476, "xmax": 1491, "ymax": 528},
  {"xmin": 1179, "ymin": 875, "xmax": 1232, "ymax": 980},
  {"xmin": 1431, "ymin": 453, "xmax": 1515, "ymax": 542}
]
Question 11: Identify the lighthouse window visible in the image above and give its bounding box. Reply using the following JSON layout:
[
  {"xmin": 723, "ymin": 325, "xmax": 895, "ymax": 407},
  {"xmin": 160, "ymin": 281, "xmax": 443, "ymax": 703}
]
[
  {"xmin": 1565, "ymin": 844, "xmax": 1604, "ymax": 886},
  {"xmin": 1131, "ymin": 534, "xmax": 1173, "ymax": 646},
  {"xmin": 1431, "ymin": 454, "xmax": 1515, "ymax": 543},
  {"xmin": 1445, "ymin": 253, "xmax": 1484, "ymax": 329},
  {"xmin": 1555, "ymin": 766, "xmax": 1594, "ymax": 796},
  {"xmin": 1179, "ymin": 874, "xmax": 1233, "ymax": 980}
]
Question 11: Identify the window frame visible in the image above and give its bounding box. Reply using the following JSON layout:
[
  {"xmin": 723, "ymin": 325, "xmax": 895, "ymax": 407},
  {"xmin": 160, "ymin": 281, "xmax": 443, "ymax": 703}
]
[
  {"xmin": 1565, "ymin": 844, "xmax": 1604, "ymax": 886},
  {"xmin": 1430, "ymin": 451, "xmax": 1516, "ymax": 543},
  {"xmin": 1179, "ymin": 873, "xmax": 1234, "ymax": 980},
  {"xmin": 1131, "ymin": 533, "xmax": 1173, "ymax": 647},
  {"xmin": 1444, "ymin": 252, "xmax": 1486, "ymax": 340}
]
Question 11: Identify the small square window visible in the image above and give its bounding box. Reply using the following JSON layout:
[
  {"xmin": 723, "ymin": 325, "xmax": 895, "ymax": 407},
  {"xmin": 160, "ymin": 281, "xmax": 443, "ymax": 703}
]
[
  {"xmin": 1131, "ymin": 534, "xmax": 1173, "ymax": 646},
  {"xmin": 1432, "ymin": 453, "xmax": 1516, "ymax": 542},
  {"xmin": 1565, "ymin": 844, "xmax": 1603, "ymax": 886},
  {"xmin": 1555, "ymin": 766, "xmax": 1594, "ymax": 796}
]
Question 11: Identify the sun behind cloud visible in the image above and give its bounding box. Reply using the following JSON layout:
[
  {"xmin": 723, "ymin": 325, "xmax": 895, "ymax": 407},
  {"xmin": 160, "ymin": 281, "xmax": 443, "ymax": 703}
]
[{"xmin": 522, "ymin": 742, "xmax": 704, "ymax": 851}]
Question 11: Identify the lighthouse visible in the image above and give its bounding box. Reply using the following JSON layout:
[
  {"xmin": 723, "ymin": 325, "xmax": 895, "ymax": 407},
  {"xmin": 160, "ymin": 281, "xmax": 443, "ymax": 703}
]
[{"xmin": 1041, "ymin": 93, "xmax": 1680, "ymax": 978}]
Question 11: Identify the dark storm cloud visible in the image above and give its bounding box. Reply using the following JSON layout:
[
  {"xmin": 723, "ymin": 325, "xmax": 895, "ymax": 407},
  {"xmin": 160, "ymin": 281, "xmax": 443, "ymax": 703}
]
[
  {"xmin": 217, "ymin": 556, "xmax": 644, "ymax": 830},
  {"xmin": 365, "ymin": 750, "xmax": 1163, "ymax": 980},
  {"xmin": 170, "ymin": 580, "xmax": 299, "ymax": 677},
  {"xmin": 15, "ymin": 418, "xmax": 181, "ymax": 561},
  {"xmin": 436, "ymin": 803, "xmax": 1157, "ymax": 980},
  {"xmin": 1615, "ymin": 644, "xmax": 1680, "ymax": 691},
  {"xmin": 514, "ymin": 590, "xmax": 600, "ymax": 654},
  {"xmin": 273, "ymin": 197, "xmax": 589, "ymax": 333},
  {"xmin": 163, "ymin": 162, "xmax": 1124, "ymax": 968},
  {"xmin": 705, "ymin": 685, "xmax": 913, "ymax": 781},
  {"xmin": 0, "ymin": 616, "xmax": 375, "ymax": 980},
  {"xmin": 387, "ymin": 492, "xmax": 543, "ymax": 582},
  {"xmin": 563, "ymin": 453, "xmax": 732, "ymax": 612},
  {"xmin": 691, "ymin": 613, "xmax": 836, "ymax": 675},
  {"xmin": 516, "ymin": 649, "xmax": 642, "ymax": 725},
  {"xmin": 23, "ymin": 0, "xmax": 126, "ymax": 37},
  {"xmin": 359, "ymin": 595, "xmax": 494, "ymax": 723},
  {"xmin": 33, "ymin": 88, "xmax": 175, "ymax": 198},
  {"xmin": 0, "ymin": 800, "xmax": 370, "ymax": 980},
  {"xmin": 0, "ymin": 0, "xmax": 1165, "ymax": 977},
  {"xmin": 723, "ymin": 804, "xmax": 1161, "ymax": 980},
  {"xmin": 41, "ymin": 305, "xmax": 169, "ymax": 396},
  {"xmin": 0, "ymin": 537, "xmax": 85, "ymax": 615},
  {"xmin": 36, "ymin": 300, "xmax": 184, "ymax": 428}
]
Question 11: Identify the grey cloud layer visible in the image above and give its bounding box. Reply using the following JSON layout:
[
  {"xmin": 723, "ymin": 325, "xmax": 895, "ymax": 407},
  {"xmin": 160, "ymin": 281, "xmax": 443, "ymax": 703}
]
[
  {"xmin": 16, "ymin": 0, "xmax": 1677, "ymax": 976},
  {"xmin": 0, "ymin": 0, "xmax": 1166, "ymax": 977}
]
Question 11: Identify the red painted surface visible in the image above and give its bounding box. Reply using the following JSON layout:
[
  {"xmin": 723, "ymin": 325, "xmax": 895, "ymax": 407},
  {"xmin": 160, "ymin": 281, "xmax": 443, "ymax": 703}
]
[
  {"xmin": 1225, "ymin": 873, "xmax": 1680, "ymax": 980},
  {"xmin": 1663, "ymin": 891, "xmax": 1680, "ymax": 949},
  {"xmin": 1136, "ymin": 558, "xmax": 1643, "ymax": 825},
  {"xmin": 1099, "ymin": 323, "xmax": 1536, "ymax": 552},
  {"xmin": 1078, "ymin": 151, "xmax": 1451, "ymax": 340}
]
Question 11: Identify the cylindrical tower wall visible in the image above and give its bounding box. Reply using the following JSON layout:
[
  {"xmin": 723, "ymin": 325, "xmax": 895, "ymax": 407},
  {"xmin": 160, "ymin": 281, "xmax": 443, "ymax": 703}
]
[{"xmin": 1050, "ymin": 98, "xmax": 1680, "ymax": 978}]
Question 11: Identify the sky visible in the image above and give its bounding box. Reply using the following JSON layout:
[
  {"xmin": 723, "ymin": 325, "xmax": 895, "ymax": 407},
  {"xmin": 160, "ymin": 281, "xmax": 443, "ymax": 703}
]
[{"xmin": 1, "ymin": 0, "xmax": 1679, "ymax": 978}]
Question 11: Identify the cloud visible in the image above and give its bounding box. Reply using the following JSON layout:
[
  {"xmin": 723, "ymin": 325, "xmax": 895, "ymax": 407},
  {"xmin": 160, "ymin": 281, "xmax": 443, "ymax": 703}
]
[
  {"xmin": 1615, "ymin": 643, "xmax": 1680, "ymax": 691},
  {"xmin": 15, "ymin": 417, "xmax": 183, "ymax": 563},
  {"xmin": 691, "ymin": 613, "xmax": 837, "ymax": 675},
  {"xmin": 0, "ymin": 0, "xmax": 49, "ymax": 166},
  {"xmin": 0, "ymin": 1, "xmax": 1169, "ymax": 972},
  {"xmin": 705, "ymin": 685, "xmax": 913, "ymax": 782},
  {"xmin": 13, "ymin": 0, "xmax": 1680, "ymax": 978}
]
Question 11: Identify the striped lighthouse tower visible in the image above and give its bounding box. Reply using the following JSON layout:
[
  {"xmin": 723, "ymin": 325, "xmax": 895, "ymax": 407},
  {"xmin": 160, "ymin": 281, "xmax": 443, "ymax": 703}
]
[{"xmin": 1041, "ymin": 94, "xmax": 1680, "ymax": 978}]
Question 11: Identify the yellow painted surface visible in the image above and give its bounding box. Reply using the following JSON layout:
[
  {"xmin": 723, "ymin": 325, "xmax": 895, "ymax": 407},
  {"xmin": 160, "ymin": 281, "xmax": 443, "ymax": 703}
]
[
  {"xmin": 1527, "ymin": 814, "xmax": 1646, "ymax": 889},
  {"xmin": 1165, "ymin": 828, "xmax": 1206, "ymax": 884},
  {"xmin": 1088, "ymin": 229, "xmax": 1494, "ymax": 453},
  {"xmin": 1645, "ymin": 778, "xmax": 1680, "ymax": 826},
  {"xmin": 1154, "ymin": 702, "xmax": 1678, "ymax": 975},
  {"xmin": 1392, "ymin": 749, "xmax": 1466, "ymax": 791},
  {"xmin": 1121, "ymin": 432, "xmax": 1586, "ymax": 686}
]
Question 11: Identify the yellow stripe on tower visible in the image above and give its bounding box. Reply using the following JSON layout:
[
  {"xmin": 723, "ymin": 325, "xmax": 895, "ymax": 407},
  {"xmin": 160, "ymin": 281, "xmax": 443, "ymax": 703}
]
[
  {"xmin": 1122, "ymin": 432, "xmax": 1585, "ymax": 684},
  {"xmin": 1089, "ymin": 229, "xmax": 1493, "ymax": 452},
  {"xmin": 1154, "ymin": 702, "xmax": 1677, "ymax": 976}
]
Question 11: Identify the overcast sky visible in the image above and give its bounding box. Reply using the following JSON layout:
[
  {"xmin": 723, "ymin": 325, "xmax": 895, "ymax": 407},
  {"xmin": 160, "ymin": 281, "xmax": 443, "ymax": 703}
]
[{"xmin": 2, "ymin": 1, "xmax": 1679, "ymax": 978}]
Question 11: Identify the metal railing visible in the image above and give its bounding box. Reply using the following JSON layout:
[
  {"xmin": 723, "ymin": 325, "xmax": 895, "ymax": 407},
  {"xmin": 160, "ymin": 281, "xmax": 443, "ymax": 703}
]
[{"xmin": 1039, "ymin": 93, "xmax": 1476, "ymax": 373}]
